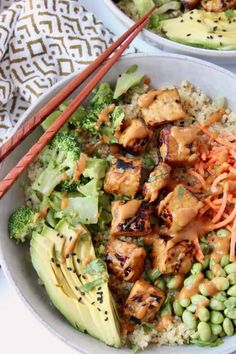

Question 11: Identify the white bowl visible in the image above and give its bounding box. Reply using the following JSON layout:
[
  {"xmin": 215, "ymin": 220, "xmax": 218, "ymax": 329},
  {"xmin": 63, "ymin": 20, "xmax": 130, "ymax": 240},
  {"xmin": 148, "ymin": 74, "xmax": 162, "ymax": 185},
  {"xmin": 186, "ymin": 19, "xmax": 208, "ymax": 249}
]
[
  {"xmin": 103, "ymin": 0, "xmax": 236, "ymax": 65},
  {"xmin": 1, "ymin": 53, "xmax": 236, "ymax": 354}
]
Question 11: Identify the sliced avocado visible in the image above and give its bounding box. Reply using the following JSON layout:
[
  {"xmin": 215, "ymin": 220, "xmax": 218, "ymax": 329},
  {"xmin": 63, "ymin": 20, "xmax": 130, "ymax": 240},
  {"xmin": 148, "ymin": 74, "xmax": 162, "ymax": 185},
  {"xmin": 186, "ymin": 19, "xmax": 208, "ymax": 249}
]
[
  {"xmin": 30, "ymin": 220, "xmax": 121, "ymax": 347},
  {"xmin": 83, "ymin": 158, "xmax": 107, "ymax": 180},
  {"xmin": 160, "ymin": 10, "xmax": 236, "ymax": 50}
]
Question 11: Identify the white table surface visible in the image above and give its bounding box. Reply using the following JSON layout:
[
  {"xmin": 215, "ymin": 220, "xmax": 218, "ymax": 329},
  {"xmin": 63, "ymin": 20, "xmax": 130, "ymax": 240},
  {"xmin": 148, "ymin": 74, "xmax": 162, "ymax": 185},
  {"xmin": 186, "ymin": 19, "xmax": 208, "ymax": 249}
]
[{"xmin": 1, "ymin": 1, "xmax": 236, "ymax": 354}]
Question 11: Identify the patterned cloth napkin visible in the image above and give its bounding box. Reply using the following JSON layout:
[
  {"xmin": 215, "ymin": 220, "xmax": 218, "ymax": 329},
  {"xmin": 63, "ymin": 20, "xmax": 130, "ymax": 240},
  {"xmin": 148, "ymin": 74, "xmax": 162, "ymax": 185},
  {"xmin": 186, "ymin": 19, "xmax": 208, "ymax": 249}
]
[{"xmin": 0, "ymin": 0, "xmax": 122, "ymax": 144}]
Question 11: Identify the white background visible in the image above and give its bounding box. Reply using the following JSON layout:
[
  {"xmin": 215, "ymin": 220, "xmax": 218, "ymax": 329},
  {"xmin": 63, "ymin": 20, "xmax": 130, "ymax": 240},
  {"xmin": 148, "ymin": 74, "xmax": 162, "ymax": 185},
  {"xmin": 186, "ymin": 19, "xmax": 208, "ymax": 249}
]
[{"xmin": 1, "ymin": 1, "xmax": 236, "ymax": 354}]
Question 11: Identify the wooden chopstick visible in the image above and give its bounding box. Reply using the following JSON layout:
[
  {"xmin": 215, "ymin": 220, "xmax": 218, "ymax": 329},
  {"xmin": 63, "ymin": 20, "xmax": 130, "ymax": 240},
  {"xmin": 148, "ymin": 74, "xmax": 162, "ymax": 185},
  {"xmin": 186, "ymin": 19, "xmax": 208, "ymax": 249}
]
[
  {"xmin": 0, "ymin": 6, "xmax": 156, "ymax": 163},
  {"xmin": 0, "ymin": 13, "xmax": 154, "ymax": 199}
]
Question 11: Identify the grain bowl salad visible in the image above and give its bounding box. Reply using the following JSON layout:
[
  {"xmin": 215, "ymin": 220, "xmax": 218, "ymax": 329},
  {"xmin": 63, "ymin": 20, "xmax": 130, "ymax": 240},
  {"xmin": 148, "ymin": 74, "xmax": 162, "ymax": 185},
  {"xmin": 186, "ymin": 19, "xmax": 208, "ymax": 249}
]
[
  {"xmin": 114, "ymin": 0, "xmax": 236, "ymax": 50},
  {"xmin": 8, "ymin": 65, "xmax": 236, "ymax": 350}
]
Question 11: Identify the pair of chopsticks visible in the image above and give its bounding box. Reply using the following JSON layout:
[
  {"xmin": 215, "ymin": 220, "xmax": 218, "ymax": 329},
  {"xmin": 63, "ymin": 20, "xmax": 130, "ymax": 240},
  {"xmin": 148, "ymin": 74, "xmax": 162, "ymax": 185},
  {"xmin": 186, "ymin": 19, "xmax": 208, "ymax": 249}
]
[{"xmin": 0, "ymin": 6, "xmax": 156, "ymax": 199}]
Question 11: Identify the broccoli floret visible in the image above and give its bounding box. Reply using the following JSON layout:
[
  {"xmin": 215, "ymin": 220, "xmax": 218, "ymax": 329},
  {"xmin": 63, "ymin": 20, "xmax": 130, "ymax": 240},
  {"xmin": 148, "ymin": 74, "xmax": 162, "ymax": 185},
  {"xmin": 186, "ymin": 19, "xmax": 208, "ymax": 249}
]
[
  {"xmin": 81, "ymin": 104, "xmax": 104, "ymax": 134},
  {"xmin": 57, "ymin": 180, "xmax": 80, "ymax": 193},
  {"xmin": 91, "ymin": 82, "xmax": 114, "ymax": 107},
  {"xmin": 32, "ymin": 132, "xmax": 81, "ymax": 196},
  {"xmin": 8, "ymin": 207, "xmax": 36, "ymax": 243}
]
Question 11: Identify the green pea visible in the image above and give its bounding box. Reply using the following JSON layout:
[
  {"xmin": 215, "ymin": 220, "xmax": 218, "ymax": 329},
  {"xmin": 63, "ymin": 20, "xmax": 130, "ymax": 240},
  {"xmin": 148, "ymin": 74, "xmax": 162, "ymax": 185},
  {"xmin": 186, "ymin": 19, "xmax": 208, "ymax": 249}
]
[
  {"xmin": 191, "ymin": 294, "xmax": 209, "ymax": 306},
  {"xmin": 190, "ymin": 331, "xmax": 200, "ymax": 339},
  {"xmin": 206, "ymin": 270, "xmax": 214, "ymax": 280},
  {"xmin": 227, "ymin": 273, "xmax": 236, "ymax": 285},
  {"xmin": 219, "ymin": 329, "xmax": 226, "ymax": 337},
  {"xmin": 182, "ymin": 310, "xmax": 197, "ymax": 329},
  {"xmin": 199, "ymin": 283, "xmax": 209, "ymax": 296},
  {"xmin": 215, "ymin": 268, "xmax": 227, "ymax": 277},
  {"xmin": 211, "ymin": 324, "xmax": 222, "ymax": 336},
  {"xmin": 224, "ymin": 297, "xmax": 236, "ymax": 310},
  {"xmin": 209, "ymin": 298, "xmax": 225, "ymax": 311},
  {"xmin": 224, "ymin": 308, "xmax": 236, "ymax": 320},
  {"xmin": 211, "ymin": 310, "xmax": 224, "ymax": 324},
  {"xmin": 187, "ymin": 304, "xmax": 197, "ymax": 313},
  {"xmin": 197, "ymin": 307, "xmax": 210, "ymax": 322},
  {"xmin": 179, "ymin": 298, "xmax": 190, "ymax": 307},
  {"xmin": 224, "ymin": 263, "xmax": 236, "ymax": 274},
  {"xmin": 216, "ymin": 228, "xmax": 230, "ymax": 237},
  {"xmin": 227, "ymin": 284, "xmax": 236, "ymax": 296},
  {"xmin": 198, "ymin": 322, "xmax": 212, "ymax": 342},
  {"xmin": 213, "ymin": 277, "xmax": 230, "ymax": 291},
  {"xmin": 167, "ymin": 275, "xmax": 183, "ymax": 289},
  {"xmin": 155, "ymin": 277, "xmax": 166, "ymax": 291},
  {"xmin": 221, "ymin": 255, "xmax": 230, "ymax": 268},
  {"xmin": 213, "ymin": 291, "xmax": 227, "ymax": 302},
  {"xmin": 202, "ymin": 257, "xmax": 210, "ymax": 269},
  {"xmin": 184, "ymin": 275, "xmax": 196, "ymax": 287},
  {"xmin": 173, "ymin": 300, "xmax": 184, "ymax": 316},
  {"xmin": 223, "ymin": 318, "xmax": 234, "ymax": 336},
  {"xmin": 209, "ymin": 258, "xmax": 216, "ymax": 270},
  {"xmin": 191, "ymin": 263, "xmax": 203, "ymax": 275}
]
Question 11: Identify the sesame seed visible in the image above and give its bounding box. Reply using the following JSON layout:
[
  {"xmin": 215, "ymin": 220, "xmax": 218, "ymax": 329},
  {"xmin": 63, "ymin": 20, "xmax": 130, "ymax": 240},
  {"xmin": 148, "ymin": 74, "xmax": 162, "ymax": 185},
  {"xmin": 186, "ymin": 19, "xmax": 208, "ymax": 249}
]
[
  {"xmin": 190, "ymin": 16, "xmax": 193, "ymax": 20},
  {"xmin": 72, "ymin": 253, "xmax": 76, "ymax": 256},
  {"xmin": 97, "ymin": 307, "xmax": 101, "ymax": 312},
  {"xmin": 60, "ymin": 235, "xmax": 63, "ymax": 239},
  {"xmin": 82, "ymin": 275, "xmax": 86, "ymax": 279},
  {"xmin": 186, "ymin": 33, "xmax": 191, "ymax": 37},
  {"xmin": 218, "ymin": 35, "xmax": 223, "ymax": 37},
  {"xmin": 98, "ymin": 287, "xmax": 102, "ymax": 291},
  {"xmin": 77, "ymin": 258, "xmax": 80, "ymax": 263},
  {"xmin": 73, "ymin": 270, "xmax": 76, "ymax": 273},
  {"xmin": 78, "ymin": 297, "xmax": 82, "ymax": 302},
  {"xmin": 180, "ymin": 19, "xmax": 184, "ymax": 23},
  {"xmin": 197, "ymin": 19, "xmax": 201, "ymax": 23},
  {"xmin": 81, "ymin": 292, "xmax": 85, "ymax": 296},
  {"xmin": 67, "ymin": 267, "xmax": 72, "ymax": 271},
  {"xmin": 56, "ymin": 264, "xmax": 60, "ymax": 267},
  {"xmin": 51, "ymin": 258, "xmax": 54, "ymax": 263},
  {"xmin": 91, "ymin": 301, "xmax": 95, "ymax": 305},
  {"xmin": 69, "ymin": 236, "xmax": 72, "ymax": 241},
  {"xmin": 66, "ymin": 254, "xmax": 69, "ymax": 259},
  {"xmin": 57, "ymin": 233, "xmax": 60, "ymax": 237},
  {"xmin": 105, "ymin": 311, "xmax": 108, "ymax": 315},
  {"xmin": 75, "ymin": 286, "xmax": 79, "ymax": 290},
  {"xmin": 104, "ymin": 317, "xmax": 108, "ymax": 321}
]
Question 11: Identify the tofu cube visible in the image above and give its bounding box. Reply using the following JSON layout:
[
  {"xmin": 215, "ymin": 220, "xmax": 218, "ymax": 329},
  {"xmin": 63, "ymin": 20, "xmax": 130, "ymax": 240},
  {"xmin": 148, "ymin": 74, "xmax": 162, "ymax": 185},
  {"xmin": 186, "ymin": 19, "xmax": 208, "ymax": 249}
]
[
  {"xmin": 139, "ymin": 88, "xmax": 186, "ymax": 127},
  {"xmin": 118, "ymin": 119, "xmax": 152, "ymax": 153},
  {"xmin": 111, "ymin": 200, "xmax": 151, "ymax": 236},
  {"xmin": 151, "ymin": 237, "xmax": 195, "ymax": 275},
  {"xmin": 157, "ymin": 184, "xmax": 202, "ymax": 233},
  {"xmin": 106, "ymin": 240, "xmax": 146, "ymax": 282},
  {"xmin": 124, "ymin": 279, "xmax": 165, "ymax": 323},
  {"xmin": 143, "ymin": 163, "xmax": 171, "ymax": 203},
  {"xmin": 160, "ymin": 126, "xmax": 199, "ymax": 165},
  {"xmin": 104, "ymin": 156, "xmax": 142, "ymax": 198}
]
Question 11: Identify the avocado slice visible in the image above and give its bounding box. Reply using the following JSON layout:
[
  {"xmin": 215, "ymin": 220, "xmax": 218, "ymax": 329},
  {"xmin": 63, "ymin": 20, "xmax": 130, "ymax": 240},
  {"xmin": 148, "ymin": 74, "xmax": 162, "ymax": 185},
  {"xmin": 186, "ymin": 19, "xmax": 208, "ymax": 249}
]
[
  {"xmin": 30, "ymin": 221, "xmax": 121, "ymax": 347},
  {"xmin": 160, "ymin": 10, "xmax": 236, "ymax": 50}
]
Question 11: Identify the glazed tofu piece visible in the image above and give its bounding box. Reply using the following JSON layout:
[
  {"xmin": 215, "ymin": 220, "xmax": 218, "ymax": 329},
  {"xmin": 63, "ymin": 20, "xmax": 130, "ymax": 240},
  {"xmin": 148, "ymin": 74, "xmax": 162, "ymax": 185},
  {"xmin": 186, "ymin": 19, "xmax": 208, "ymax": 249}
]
[
  {"xmin": 143, "ymin": 163, "xmax": 171, "ymax": 203},
  {"xmin": 139, "ymin": 88, "xmax": 186, "ymax": 127},
  {"xmin": 160, "ymin": 126, "xmax": 199, "ymax": 165},
  {"xmin": 151, "ymin": 237, "xmax": 195, "ymax": 274},
  {"xmin": 157, "ymin": 184, "xmax": 202, "ymax": 233},
  {"xmin": 201, "ymin": 0, "xmax": 236, "ymax": 12},
  {"xmin": 124, "ymin": 279, "xmax": 165, "ymax": 323},
  {"xmin": 181, "ymin": 0, "xmax": 201, "ymax": 9},
  {"xmin": 111, "ymin": 200, "xmax": 151, "ymax": 236},
  {"xmin": 118, "ymin": 119, "xmax": 152, "ymax": 153},
  {"xmin": 106, "ymin": 240, "xmax": 146, "ymax": 282},
  {"xmin": 104, "ymin": 156, "xmax": 142, "ymax": 198}
]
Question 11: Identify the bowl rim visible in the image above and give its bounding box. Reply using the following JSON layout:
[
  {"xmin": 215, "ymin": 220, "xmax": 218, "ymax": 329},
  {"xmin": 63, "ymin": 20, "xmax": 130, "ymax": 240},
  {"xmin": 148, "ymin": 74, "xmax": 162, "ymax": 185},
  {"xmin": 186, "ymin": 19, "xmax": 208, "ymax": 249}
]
[
  {"xmin": 103, "ymin": 0, "xmax": 236, "ymax": 58},
  {"xmin": 1, "ymin": 52, "xmax": 236, "ymax": 354}
]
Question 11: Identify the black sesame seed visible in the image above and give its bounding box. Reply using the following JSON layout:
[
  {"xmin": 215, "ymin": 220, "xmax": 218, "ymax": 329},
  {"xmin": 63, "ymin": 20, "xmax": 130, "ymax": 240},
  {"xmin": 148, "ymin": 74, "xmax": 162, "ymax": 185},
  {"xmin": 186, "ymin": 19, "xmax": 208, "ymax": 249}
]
[
  {"xmin": 97, "ymin": 307, "xmax": 101, "ymax": 311},
  {"xmin": 197, "ymin": 19, "xmax": 201, "ymax": 23},
  {"xmin": 60, "ymin": 235, "xmax": 63, "ymax": 239},
  {"xmin": 98, "ymin": 287, "xmax": 102, "ymax": 291},
  {"xmin": 77, "ymin": 258, "xmax": 80, "ymax": 263},
  {"xmin": 57, "ymin": 233, "xmax": 60, "ymax": 237},
  {"xmin": 56, "ymin": 264, "xmax": 60, "ymax": 267},
  {"xmin": 180, "ymin": 19, "xmax": 184, "ymax": 23},
  {"xmin": 66, "ymin": 254, "xmax": 69, "ymax": 259},
  {"xmin": 51, "ymin": 258, "xmax": 54, "ymax": 263},
  {"xmin": 91, "ymin": 301, "xmax": 95, "ymax": 305},
  {"xmin": 186, "ymin": 33, "xmax": 191, "ymax": 37},
  {"xmin": 72, "ymin": 253, "xmax": 76, "ymax": 256},
  {"xmin": 75, "ymin": 286, "xmax": 79, "ymax": 290},
  {"xmin": 69, "ymin": 236, "xmax": 72, "ymax": 241},
  {"xmin": 218, "ymin": 35, "xmax": 223, "ymax": 37},
  {"xmin": 78, "ymin": 297, "xmax": 82, "ymax": 302},
  {"xmin": 67, "ymin": 267, "xmax": 72, "ymax": 271},
  {"xmin": 82, "ymin": 275, "xmax": 86, "ymax": 279},
  {"xmin": 73, "ymin": 270, "xmax": 76, "ymax": 273},
  {"xmin": 190, "ymin": 16, "xmax": 193, "ymax": 20},
  {"xmin": 104, "ymin": 317, "xmax": 108, "ymax": 321},
  {"xmin": 105, "ymin": 311, "xmax": 108, "ymax": 315},
  {"xmin": 81, "ymin": 292, "xmax": 85, "ymax": 296}
]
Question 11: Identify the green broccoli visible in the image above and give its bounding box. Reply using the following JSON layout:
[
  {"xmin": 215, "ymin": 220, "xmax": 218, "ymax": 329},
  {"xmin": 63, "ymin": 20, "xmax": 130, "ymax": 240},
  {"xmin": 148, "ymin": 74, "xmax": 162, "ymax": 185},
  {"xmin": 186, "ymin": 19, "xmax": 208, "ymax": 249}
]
[
  {"xmin": 32, "ymin": 132, "xmax": 81, "ymax": 196},
  {"xmin": 8, "ymin": 207, "xmax": 37, "ymax": 243},
  {"xmin": 81, "ymin": 104, "xmax": 104, "ymax": 134},
  {"xmin": 90, "ymin": 82, "xmax": 114, "ymax": 107}
]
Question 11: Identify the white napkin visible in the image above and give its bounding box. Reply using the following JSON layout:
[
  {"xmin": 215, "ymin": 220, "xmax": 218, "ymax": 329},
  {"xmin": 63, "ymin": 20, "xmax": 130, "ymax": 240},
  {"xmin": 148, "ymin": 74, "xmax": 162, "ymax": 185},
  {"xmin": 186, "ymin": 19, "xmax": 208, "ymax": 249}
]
[{"xmin": 0, "ymin": 0, "xmax": 121, "ymax": 144}]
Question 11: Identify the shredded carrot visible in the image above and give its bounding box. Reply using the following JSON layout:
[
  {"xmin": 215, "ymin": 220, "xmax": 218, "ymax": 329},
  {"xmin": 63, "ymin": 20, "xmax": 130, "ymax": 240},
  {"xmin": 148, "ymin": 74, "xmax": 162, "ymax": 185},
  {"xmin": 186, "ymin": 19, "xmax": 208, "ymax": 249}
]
[
  {"xmin": 189, "ymin": 170, "xmax": 206, "ymax": 188},
  {"xmin": 211, "ymin": 182, "xmax": 228, "ymax": 223},
  {"xmin": 211, "ymin": 172, "xmax": 228, "ymax": 193},
  {"xmin": 196, "ymin": 123, "xmax": 236, "ymax": 151},
  {"xmin": 209, "ymin": 203, "xmax": 236, "ymax": 231}
]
